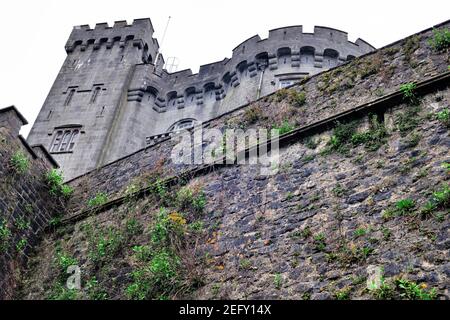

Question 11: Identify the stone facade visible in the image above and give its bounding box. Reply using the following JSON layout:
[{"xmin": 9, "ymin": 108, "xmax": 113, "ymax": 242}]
[
  {"xmin": 14, "ymin": 20, "xmax": 450, "ymax": 300},
  {"xmin": 26, "ymin": 18, "xmax": 374, "ymax": 181},
  {"xmin": 0, "ymin": 107, "xmax": 60, "ymax": 299}
]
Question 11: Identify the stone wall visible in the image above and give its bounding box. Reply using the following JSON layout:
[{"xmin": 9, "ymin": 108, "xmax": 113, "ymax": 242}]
[
  {"xmin": 13, "ymin": 21, "xmax": 450, "ymax": 300},
  {"xmin": 18, "ymin": 86, "xmax": 449, "ymax": 299},
  {"xmin": 0, "ymin": 106, "xmax": 60, "ymax": 299},
  {"xmin": 65, "ymin": 20, "xmax": 450, "ymax": 215}
]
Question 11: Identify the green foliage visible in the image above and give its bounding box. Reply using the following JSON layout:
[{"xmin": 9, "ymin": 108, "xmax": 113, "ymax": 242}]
[
  {"xmin": 350, "ymin": 115, "xmax": 388, "ymax": 151},
  {"xmin": 0, "ymin": 220, "xmax": 12, "ymax": 252},
  {"xmin": 334, "ymin": 287, "xmax": 351, "ymax": 300},
  {"xmin": 420, "ymin": 184, "xmax": 450, "ymax": 218},
  {"xmin": 428, "ymin": 28, "xmax": 450, "ymax": 51},
  {"xmin": 303, "ymin": 137, "xmax": 318, "ymax": 149},
  {"xmin": 353, "ymin": 228, "xmax": 367, "ymax": 238},
  {"xmin": 331, "ymin": 183, "xmax": 347, "ymax": 197},
  {"xmin": 10, "ymin": 151, "xmax": 29, "ymax": 174},
  {"xmin": 86, "ymin": 277, "xmax": 108, "ymax": 300},
  {"xmin": 189, "ymin": 221, "xmax": 205, "ymax": 233},
  {"xmin": 435, "ymin": 108, "xmax": 450, "ymax": 127},
  {"xmin": 370, "ymin": 278, "xmax": 395, "ymax": 300},
  {"xmin": 239, "ymin": 259, "xmax": 252, "ymax": 270},
  {"xmin": 149, "ymin": 178, "xmax": 168, "ymax": 201},
  {"xmin": 273, "ymin": 273, "xmax": 283, "ymax": 289},
  {"xmin": 45, "ymin": 169, "xmax": 73, "ymax": 198},
  {"xmin": 399, "ymin": 82, "xmax": 417, "ymax": 102},
  {"xmin": 272, "ymin": 120, "xmax": 295, "ymax": 135},
  {"xmin": 87, "ymin": 192, "xmax": 108, "ymax": 207},
  {"xmin": 395, "ymin": 106, "xmax": 421, "ymax": 135},
  {"xmin": 87, "ymin": 226, "xmax": 123, "ymax": 265},
  {"xmin": 125, "ymin": 218, "xmax": 142, "ymax": 237},
  {"xmin": 243, "ymin": 105, "xmax": 264, "ymax": 125},
  {"xmin": 132, "ymin": 245, "xmax": 152, "ymax": 262},
  {"xmin": 16, "ymin": 238, "xmax": 27, "ymax": 252},
  {"xmin": 126, "ymin": 249, "xmax": 181, "ymax": 300},
  {"xmin": 176, "ymin": 186, "xmax": 206, "ymax": 215},
  {"xmin": 395, "ymin": 198, "xmax": 416, "ymax": 215},
  {"xmin": 395, "ymin": 279, "xmax": 437, "ymax": 300},
  {"xmin": 313, "ymin": 233, "xmax": 326, "ymax": 252},
  {"xmin": 15, "ymin": 217, "xmax": 30, "ymax": 231},
  {"xmin": 55, "ymin": 248, "xmax": 78, "ymax": 273},
  {"xmin": 47, "ymin": 282, "xmax": 78, "ymax": 300}
]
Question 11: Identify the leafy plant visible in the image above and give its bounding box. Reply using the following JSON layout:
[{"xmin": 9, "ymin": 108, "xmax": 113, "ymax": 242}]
[
  {"xmin": 272, "ymin": 120, "xmax": 295, "ymax": 135},
  {"xmin": 176, "ymin": 186, "xmax": 206, "ymax": 215},
  {"xmin": 399, "ymin": 82, "xmax": 417, "ymax": 102},
  {"xmin": 16, "ymin": 238, "xmax": 27, "ymax": 252},
  {"xmin": 395, "ymin": 198, "xmax": 416, "ymax": 215},
  {"xmin": 435, "ymin": 108, "xmax": 450, "ymax": 127},
  {"xmin": 88, "ymin": 227, "xmax": 123, "ymax": 265},
  {"xmin": 273, "ymin": 273, "xmax": 283, "ymax": 289},
  {"xmin": 313, "ymin": 233, "xmax": 326, "ymax": 252},
  {"xmin": 395, "ymin": 279, "xmax": 437, "ymax": 300},
  {"xmin": 46, "ymin": 169, "xmax": 73, "ymax": 198},
  {"xmin": 55, "ymin": 249, "xmax": 78, "ymax": 273},
  {"xmin": 10, "ymin": 151, "xmax": 29, "ymax": 174},
  {"xmin": 132, "ymin": 245, "xmax": 152, "ymax": 262},
  {"xmin": 0, "ymin": 220, "xmax": 12, "ymax": 253},
  {"xmin": 87, "ymin": 192, "xmax": 108, "ymax": 207},
  {"xmin": 428, "ymin": 28, "xmax": 450, "ymax": 51},
  {"xmin": 335, "ymin": 287, "xmax": 351, "ymax": 300},
  {"xmin": 86, "ymin": 277, "xmax": 108, "ymax": 300}
]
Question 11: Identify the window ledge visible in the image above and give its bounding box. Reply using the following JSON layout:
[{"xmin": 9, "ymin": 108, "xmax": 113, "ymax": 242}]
[{"xmin": 50, "ymin": 150, "xmax": 74, "ymax": 155}]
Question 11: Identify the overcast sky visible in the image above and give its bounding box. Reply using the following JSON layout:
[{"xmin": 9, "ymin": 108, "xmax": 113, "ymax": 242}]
[{"xmin": 0, "ymin": 0, "xmax": 449, "ymax": 137}]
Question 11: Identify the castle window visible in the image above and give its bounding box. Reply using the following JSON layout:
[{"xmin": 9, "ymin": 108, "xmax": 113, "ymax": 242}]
[
  {"xmin": 323, "ymin": 48, "xmax": 339, "ymax": 68},
  {"xmin": 50, "ymin": 128, "xmax": 80, "ymax": 153},
  {"xmin": 90, "ymin": 87, "xmax": 101, "ymax": 104},
  {"xmin": 168, "ymin": 118, "xmax": 197, "ymax": 132},
  {"xmin": 300, "ymin": 46, "xmax": 315, "ymax": 64},
  {"xmin": 64, "ymin": 89, "xmax": 76, "ymax": 106},
  {"xmin": 277, "ymin": 48, "xmax": 292, "ymax": 66}
]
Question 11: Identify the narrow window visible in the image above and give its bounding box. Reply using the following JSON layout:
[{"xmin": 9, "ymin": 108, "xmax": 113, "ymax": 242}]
[
  {"xmin": 90, "ymin": 87, "xmax": 101, "ymax": 104},
  {"xmin": 64, "ymin": 89, "xmax": 75, "ymax": 106},
  {"xmin": 51, "ymin": 131, "xmax": 63, "ymax": 152},
  {"xmin": 68, "ymin": 130, "xmax": 79, "ymax": 151},
  {"xmin": 59, "ymin": 131, "xmax": 71, "ymax": 151}
]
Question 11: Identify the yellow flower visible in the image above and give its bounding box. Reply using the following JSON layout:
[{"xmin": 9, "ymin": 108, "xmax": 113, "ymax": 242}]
[
  {"xmin": 168, "ymin": 212, "xmax": 186, "ymax": 225},
  {"xmin": 420, "ymin": 283, "xmax": 427, "ymax": 289}
]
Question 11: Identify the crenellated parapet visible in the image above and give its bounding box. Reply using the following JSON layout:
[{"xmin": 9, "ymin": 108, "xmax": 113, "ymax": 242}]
[
  {"xmin": 64, "ymin": 18, "xmax": 159, "ymax": 63},
  {"xmin": 127, "ymin": 24, "xmax": 375, "ymax": 115}
]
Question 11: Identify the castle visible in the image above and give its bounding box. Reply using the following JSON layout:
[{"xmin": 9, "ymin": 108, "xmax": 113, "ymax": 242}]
[
  {"xmin": 26, "ymin": 18, "xmax": 374, "ymax": 180},
  {"xmin": 1, "ymin": 17, "xmax": 449, "ymax": 300}
]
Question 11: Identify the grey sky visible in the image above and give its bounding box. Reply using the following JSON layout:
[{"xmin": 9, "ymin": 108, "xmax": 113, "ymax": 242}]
[{"xmin": 0, "ymin": 0, "xmax": 449, "ymax": 137}]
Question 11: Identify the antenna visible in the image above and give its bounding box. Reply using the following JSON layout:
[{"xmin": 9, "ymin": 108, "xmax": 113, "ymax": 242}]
[
  {"xmin": 154, "ymin": 16, "xmax": 171, "ymax": 74},
  {"xmin": 165, "ymin": 57, "xmax": 180, "ymax": 73}
]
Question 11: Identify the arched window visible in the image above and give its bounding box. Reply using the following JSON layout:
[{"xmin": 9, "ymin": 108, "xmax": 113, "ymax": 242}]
[
  {"xmin": 90, "ymin": 87, "xmax": 101, "ymax": 104},
  {"xmin": 300, "ymin": 46, "xmax": 315, "ymax": 64},
  {"xmin": 64, "ymin": 89, "xmax": 76, "ymax": 106},
  {"xmin": 185, "ymin": 87, "xmax": 196, "ymax": 106},
  {"xmin": 168, "ymin": 118, "xmax": 197, "ymax": 132},
  {"xmin": 167, "ymin": 91, "xmax": 177, "ymax": 107},
  {"xmin": 51, "ymin": 131, "xmax": 63, "ymax": 152},
  {"xmin": 146, "ymin": 86, "xmax": 159, "ymax": 104},
  {"xmin": 323, "ymin": 49, "xmax": 339, "ymax": 68},
  {"xmin": 204, "ymin": 83, "xmax": 216, "ymax": 100},
  {"xmin": 236, "ymin": 61, "xmax": 248, "ymax": 77},
  {"xmin": 255, "ymin": 52, "xmax": 269, "ymax": 70},
  {"xmin": 277, "ymin": 47, "xmax": 292, "ymax": 66},
  {"xmin": 50, "ymin": 127, "xmax": 81, "ymax": 153}
]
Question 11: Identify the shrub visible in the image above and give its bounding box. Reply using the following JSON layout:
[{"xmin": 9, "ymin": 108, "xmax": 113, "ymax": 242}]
[
  {"xmin": 87, "ymin": 192, "xmax": 108, "ymax": 207},
  {"xmin": 176, "ymin": 186, "xmax": 206, "ymax": 215},
  {"xmin": 326, "ymin": 121, "xmax": 358, "ymax": 154},
  {"xmin": 46, "ymin": 169, "xmax": 73, "ymax": 199},
  {"xmin": 395, "ymin": 199, "xmax": 416, "ymax": 215},
  {"xmin": 125, "ymin": 218, "xmax": 142, "ymax": 237},
  {"xmin": 428, "ymin": 28, "xmax": 450, "ymax": 51},
  {"xmin": 335, "ymin": 287, "xmax": 351, "ymax": 300},
  {"xmin": 86, "ymin": 277, "xmax": 108, "ymax": 300},
  {"xmin": 88, "ymin": 227, "xmax": 123, "ymax": 265},
  {"xmin": 313, "ymin": 233, "xmax": 326, "ymax": 251},
  {"xmin": 395, "ymin": 106, "xmax": 421, "ymax": 135},
  {"xmin": 243, "ymin": 105, "xmax": 264, "ymax": 125},
  {"xmin": 10, "ymin": 151, "xmax": 29, "ymax": 174},
  {"xmin": 16, "ymin": 238, "xmax": 27, "ymax": 252},
  {"xmin": 132, "ymin": 245, "xmax": 152, "ymax": 262},
  {"xmin": 55, "ymin": 249, "xmax": 78, "ymax": 273},
  {"xmin": 350, "ymin": 115, "xmax": 388, "ymax": 151},
  {"xmin": 0, "ymin": 220, "xmax": 11, "ymax": 253},
  {"xmin": 399, "ymin": 82, "xmax": 417, "ymax": 102},
  {"xmin": 47, "ymin": 282, "xmax": 78, "ymax": 300},
  {"xmin": 272, "ymin": 120, "xmax": 295, "ymax": 135},
  {"xmin": 436, "ymin": 108, "xmax": 450, "ymax": 127},
  {"xmin": 395, "ymin": 279, "xmax": 437, "ymax": 300}
]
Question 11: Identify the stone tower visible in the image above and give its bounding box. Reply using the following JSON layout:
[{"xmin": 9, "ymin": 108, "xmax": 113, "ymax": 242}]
[
  {"xmin": 27, "ymin": 19, "xmax": 160, "ymax": 180},
  {"xmin": 27, "ymin": 18, "xmax": 374, "ymax": 181}
]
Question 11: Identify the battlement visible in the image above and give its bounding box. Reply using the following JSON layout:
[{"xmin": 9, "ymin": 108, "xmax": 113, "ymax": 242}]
[
  {"xmin": 126, "ymin": 23, "xmax": 375, "ymax": 114},
  {"xmin": 65, "ymin": 18, "xmax": 159, "ymax": 63}
]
